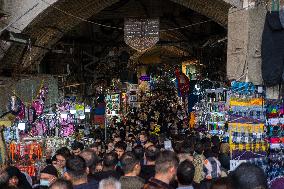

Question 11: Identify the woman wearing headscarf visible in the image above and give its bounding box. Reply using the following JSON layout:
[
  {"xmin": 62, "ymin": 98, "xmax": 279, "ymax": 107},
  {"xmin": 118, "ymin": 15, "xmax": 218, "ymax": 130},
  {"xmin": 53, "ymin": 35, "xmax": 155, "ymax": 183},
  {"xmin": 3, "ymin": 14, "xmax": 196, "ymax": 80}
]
[{"xmin": 5, "ymin": 166, "xmax": 32, "ymax": 189}]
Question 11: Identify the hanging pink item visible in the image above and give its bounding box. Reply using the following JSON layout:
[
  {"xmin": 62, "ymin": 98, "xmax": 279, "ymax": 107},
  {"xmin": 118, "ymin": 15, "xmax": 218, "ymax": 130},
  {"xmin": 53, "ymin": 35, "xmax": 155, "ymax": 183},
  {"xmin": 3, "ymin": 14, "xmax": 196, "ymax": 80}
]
[
  {"xmin": 32, "ymin": 100, "xmax": 44, "ymax": 116},
  {"xmin": 28, "ymin": 108, "xmax": 35, "ymax": 123},
  {"xmin": 17, "ymin": 103, "xmax": 25, "ymax": 120},
  {"xmin": 58, "ymin": 101, "xmax": 70, "ymax": 112},
  {"xmin": 49, "ymin": 118, "xmax": 56, "ymax": 128},
  {"xmin": 36, "ymin": 121, "xmax": 46, "ymax": 136},
  {"xmin": 62, "ymin": 123, "xmax": 74, "ymax": 137},
  {"xmin": 31, "ymin": 121, "xmax": 46, "ymax": 136},
  {"xmin": 38, "ymin": 86, "xmax": 48, "ymax": 100},
  {"xmin": 8, "ymin": 95, "xmax": 22, "ymax": 114}
]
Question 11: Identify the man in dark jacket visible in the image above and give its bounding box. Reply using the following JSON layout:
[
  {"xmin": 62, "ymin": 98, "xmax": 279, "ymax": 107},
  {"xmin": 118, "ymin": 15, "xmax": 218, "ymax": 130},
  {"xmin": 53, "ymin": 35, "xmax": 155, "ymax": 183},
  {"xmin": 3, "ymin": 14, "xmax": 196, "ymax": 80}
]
[
  {"xmin": 142, "ymin": 150, "xmax": 179, "ymax": 189},
  {"xmin": 64, "ymin": 156, "xmax": 98, "ymax": 189},
  {"xmin": 140, "ymin": 145, "xmax": 159, "ymax": 181},
  {"xmin": 119, "ymin": 152, "xmax": 144, "ymax": 189},
  {"xmin": 92, "ymin": 152, "xmax": 121, "ymax": 181}
]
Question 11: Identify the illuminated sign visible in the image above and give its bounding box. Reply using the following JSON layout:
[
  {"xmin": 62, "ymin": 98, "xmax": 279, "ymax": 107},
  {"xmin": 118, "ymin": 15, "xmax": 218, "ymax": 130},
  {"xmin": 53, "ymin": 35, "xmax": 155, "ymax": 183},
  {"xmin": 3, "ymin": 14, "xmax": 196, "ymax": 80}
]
[{"xmin": 139, "ymin": 75, "xmax": 150, "ymax": 81}]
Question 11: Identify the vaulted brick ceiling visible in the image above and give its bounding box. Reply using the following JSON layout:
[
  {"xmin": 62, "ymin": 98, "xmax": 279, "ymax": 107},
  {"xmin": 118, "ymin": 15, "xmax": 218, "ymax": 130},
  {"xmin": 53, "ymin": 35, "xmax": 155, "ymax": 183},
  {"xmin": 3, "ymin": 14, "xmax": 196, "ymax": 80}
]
[{"xmin": 0, "ymin": 0, "xmax": 231, "ymax": 73}]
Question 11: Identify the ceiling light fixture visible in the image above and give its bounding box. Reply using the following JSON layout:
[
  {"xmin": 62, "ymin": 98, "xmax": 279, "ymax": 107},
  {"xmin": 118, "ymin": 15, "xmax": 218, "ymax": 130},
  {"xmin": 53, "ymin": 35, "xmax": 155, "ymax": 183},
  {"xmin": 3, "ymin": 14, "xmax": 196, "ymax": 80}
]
[{"xmin": 124, "ymin": 18, "xmax": 159, "ymax": 52}]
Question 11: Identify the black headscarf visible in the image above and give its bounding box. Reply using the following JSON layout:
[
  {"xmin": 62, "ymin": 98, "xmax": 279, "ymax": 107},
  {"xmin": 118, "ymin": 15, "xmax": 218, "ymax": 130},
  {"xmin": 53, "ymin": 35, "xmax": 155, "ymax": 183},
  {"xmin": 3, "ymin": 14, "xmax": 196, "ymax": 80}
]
[{"xmin": 6, "ymin": 166, "xmax": 32, "ymax": 189}]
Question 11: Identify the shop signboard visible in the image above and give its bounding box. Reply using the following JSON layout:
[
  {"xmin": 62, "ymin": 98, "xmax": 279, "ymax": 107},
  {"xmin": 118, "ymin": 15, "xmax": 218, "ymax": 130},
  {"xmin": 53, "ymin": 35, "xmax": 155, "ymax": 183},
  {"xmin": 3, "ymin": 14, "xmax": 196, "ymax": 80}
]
[{"xmin": 139, "ymin": 75, "xmax": 150, "ymax": 81}]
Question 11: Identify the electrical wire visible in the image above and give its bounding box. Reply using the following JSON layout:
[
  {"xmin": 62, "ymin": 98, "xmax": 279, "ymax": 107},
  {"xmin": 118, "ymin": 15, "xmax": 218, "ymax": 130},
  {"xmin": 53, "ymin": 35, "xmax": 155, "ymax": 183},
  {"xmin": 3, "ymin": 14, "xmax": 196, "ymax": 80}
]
[
  {"xmin": 39, "ymin": 0, "xmax": 215, "ymax": 31},
  {"xmin": 160, "ymin": 19, "xmax": 213, "ymax": 31},
  {"xmin": 1, "ymin": 0, "xmax": 271, "ymax": 33},
  {"xmin": 39, "ymin": 0, "xmax": 123, "ymax": 30},
  {"xmin": 39, "ymin": 0, "xmax": 272, "ymax": 32}
]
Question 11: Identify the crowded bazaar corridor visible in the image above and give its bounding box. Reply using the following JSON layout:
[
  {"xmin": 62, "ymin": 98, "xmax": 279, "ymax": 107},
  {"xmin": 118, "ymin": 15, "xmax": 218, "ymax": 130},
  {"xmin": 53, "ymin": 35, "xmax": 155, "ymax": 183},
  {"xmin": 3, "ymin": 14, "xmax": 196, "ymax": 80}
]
[{"xmin": 0, "ymin": 0, "xmax": 283, "ymax": 189}]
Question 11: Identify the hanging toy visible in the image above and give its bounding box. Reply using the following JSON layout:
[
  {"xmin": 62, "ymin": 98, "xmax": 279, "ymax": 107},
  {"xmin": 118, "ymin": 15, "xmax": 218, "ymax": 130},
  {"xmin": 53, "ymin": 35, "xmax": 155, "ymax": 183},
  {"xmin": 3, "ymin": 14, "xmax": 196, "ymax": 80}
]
[
  {"xmin": 32, "ymin": 99, "xmax": 44, "ymax": 116},
  {"xmin": 35, "ymin": 121, "xmax": 46, "ymax": 136},
  {"xmin": 8, "ymin": 96, "xmax": 22, "ymax": 115},
  {"xmin": 28, "ymin": 107, "xmax": 36, "ymax": 123},
  {"xmin": 16, "ymin": 103, "xmax": 25, "ymax": 120},
  {"xmin": 62, "ymin": 123, "xmax": 74, "ymax": 137},
  {"xmin": 38, "ymin": 86, "xmax": 48, "ymax": 101},
  {"xmin": 58, "ymin": 101, "xmax": 70, "ymax": 112}
]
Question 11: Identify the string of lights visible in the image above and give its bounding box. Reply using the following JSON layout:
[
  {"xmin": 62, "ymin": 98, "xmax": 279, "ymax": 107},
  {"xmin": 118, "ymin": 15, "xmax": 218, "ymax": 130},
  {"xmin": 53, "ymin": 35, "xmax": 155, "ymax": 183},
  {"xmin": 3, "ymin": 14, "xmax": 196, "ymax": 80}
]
[
  {"xmin": 39, "ymin": 0, "xmax": 214, "ymax": 31},
  {"xmin": 0, "ymin": 0, "xmax": 275, "ymax": 34}
]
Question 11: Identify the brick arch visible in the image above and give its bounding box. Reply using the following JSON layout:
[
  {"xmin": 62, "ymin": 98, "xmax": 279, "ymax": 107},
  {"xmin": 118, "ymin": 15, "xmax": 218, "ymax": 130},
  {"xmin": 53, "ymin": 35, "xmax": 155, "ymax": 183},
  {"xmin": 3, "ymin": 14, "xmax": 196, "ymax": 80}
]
[{"xmin": 1, "ymin": 0, "xmax": 232, "ymax": 72}]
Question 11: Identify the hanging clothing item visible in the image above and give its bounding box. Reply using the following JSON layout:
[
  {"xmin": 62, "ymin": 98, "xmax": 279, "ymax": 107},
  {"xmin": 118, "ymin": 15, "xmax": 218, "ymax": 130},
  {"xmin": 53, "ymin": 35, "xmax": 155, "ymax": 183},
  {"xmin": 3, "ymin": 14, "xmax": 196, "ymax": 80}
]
[
  {"xmin": 261, "ymin": 11, "xmax": 284, "ymax": 86},
  {"xmin": 279, "ymin": 9, "xmax": 284, "ymax": 28}
]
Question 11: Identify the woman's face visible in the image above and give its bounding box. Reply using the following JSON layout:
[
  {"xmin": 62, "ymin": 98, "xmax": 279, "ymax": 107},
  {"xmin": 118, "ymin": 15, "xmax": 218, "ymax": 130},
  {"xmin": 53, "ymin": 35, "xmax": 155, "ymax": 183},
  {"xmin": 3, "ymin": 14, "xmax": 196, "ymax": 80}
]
[
  {"xmin": 9, "ymin": 176, "xmax": 19, "ymax": 187},
  {"xmin": 56, "ymin": 155, "xmax": 66, "ymax": 169}
]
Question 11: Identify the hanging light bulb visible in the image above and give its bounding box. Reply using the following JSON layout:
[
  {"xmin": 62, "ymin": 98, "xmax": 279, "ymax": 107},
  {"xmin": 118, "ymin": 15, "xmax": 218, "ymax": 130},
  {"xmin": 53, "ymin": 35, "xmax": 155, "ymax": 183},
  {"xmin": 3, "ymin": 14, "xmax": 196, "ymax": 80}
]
[
  {"xmin": 124, "ymin": 18, "xmax": 159, "ymax": 52},
  {"xmin": 60, "ymin": 111, "xmax": 68, "ymax": 119},
  {"xmin": 18, "ymin": 122, "xmax": 26, "ymax": 131},
  {"xmin": 79, "ymin": 114, "xmax": 86, "ymax": 120},
  {"xmin": 70, "ymin": 107, "xmax": 76, "ymax": 115},
  {"xmin": 85, "ymin": 106, "xmax": 91, "ymax": 113},
  {"xmin": 46, "ymin": 108, "xmax": 55, "ymax": 116}
]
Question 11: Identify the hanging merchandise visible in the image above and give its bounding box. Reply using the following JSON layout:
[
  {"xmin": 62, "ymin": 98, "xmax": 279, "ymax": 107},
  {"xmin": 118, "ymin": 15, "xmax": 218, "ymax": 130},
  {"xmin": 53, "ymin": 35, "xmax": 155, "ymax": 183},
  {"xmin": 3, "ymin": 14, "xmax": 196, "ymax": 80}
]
[
  {"xmin": 261, "ymin": 9, "xmax": 284, "ymax": 86},
  {"xmin": 106, "ymin": 93, "xmax": 120, "ymax": 116},
  {"xmin": 175, "ymin": 69, "xmax": 190, "ymax": 97},
  {"xmin": 191, "ymin": 81, "xmax": 229, "ymax": 138},
  {"xmin": 1, "ymin": 81, "xmax": 100, "ymax": 174},
  {"xmin": 8, "ymin": 139, "xmax": 43, "ymax": 177},
  {"xmin": 228, "ymin": 81, "xmax": 267, "ymax": 170},
  {"xmin": 205, "ymin": 88, "xmax": 228, "ymax": 135},
  {"xmin": 265, "ymin": 99, "xmax": 284, "ymax": 182}
]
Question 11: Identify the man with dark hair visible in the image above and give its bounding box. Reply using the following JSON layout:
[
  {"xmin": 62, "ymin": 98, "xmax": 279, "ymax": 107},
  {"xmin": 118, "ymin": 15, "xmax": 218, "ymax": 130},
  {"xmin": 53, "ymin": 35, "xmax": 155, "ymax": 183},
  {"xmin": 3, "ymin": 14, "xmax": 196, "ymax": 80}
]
[
  {"xmin": 64, "ymin": 156, "xmax": 98, "ymax": 189},
  {"xmin": 193, "ymin": 142, "xmax": 205, "ymax": 184},
  {"xmin": 177, "ymin": 160, "xmax": 195, "ymax": 189},
  {"xmin": 230, "ymin": 163, "xmax": 268, "ymax": 189},
  {"xmin": 49, "ymin": 179, "xmax": 73, "ymax": 189},
  {"xmin": 114, "ymin": 141, "xmax": 127, "ymax": 176},
  {"xmin": 139, "ymin": 132, "xmax": 148, "ymax": 147},
  {"xmin": 114, "ymin": 141, "xmax": 127, "ymax": 159},
  {"xmin": 203, "ymin": 146, "xmax": 221, "ymax": 180},
  {"xmin": 89, "ymin": 142, "xmax": 102, "ymax": 157},
  {"xmin": 119, "ymin": 152, "xmax": 144, "ymax": 189},
  {"xmin": 80, "ymin": 149, "xmax": 99, "ymax": 175},
  {"xmin": 113, "ymin": 135, "xmax": 122, "ymax": 145},
  {"xmin": 92, "ymin": 152, "xmax": 121, "ymax": 181},
  {"xmin": 133, "ymin": 145, "xmax": 144, "ymax": 163},
  {"xmin": 71, "ymin": 141, "xmax": 84, "ymax": 156},
  {"xmin": 140, "ymin": 145, "xmax": 159, "ymax": 181},
  {"xmin": 143, "ymin": 150, "xmax": 179, "ymax": 189}
]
